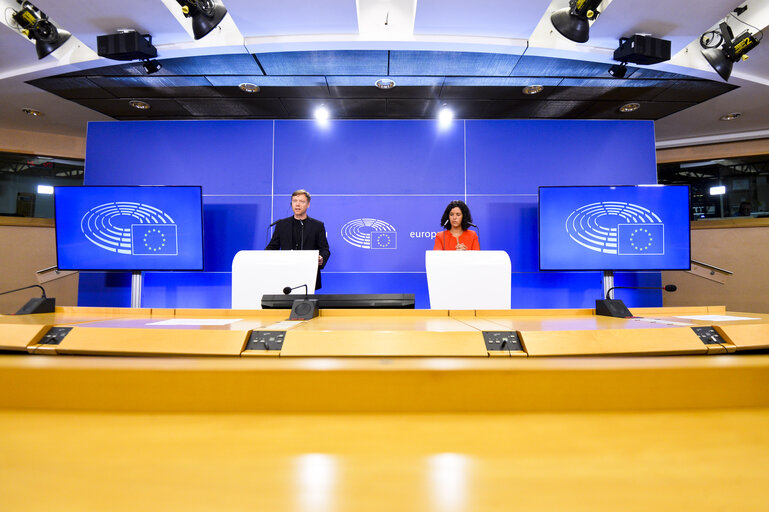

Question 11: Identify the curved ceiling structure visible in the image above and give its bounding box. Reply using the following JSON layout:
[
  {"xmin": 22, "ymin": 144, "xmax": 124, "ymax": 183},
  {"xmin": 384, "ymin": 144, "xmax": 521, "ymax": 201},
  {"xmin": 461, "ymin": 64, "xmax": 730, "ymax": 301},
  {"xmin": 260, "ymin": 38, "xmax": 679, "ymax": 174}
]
[{"xmin": 1, "ymin": 0, "xmax": 768, "ymax": 146}]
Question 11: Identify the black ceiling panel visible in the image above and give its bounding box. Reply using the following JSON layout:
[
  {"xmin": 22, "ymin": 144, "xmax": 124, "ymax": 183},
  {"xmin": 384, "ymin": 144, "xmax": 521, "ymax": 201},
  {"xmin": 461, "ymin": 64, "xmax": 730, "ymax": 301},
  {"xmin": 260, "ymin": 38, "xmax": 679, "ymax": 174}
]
[
  {"xmin": 385, "ymin": 99, "xmax": 443, "ymax": 118},
  {"xmin": 70, "ymin": 98, "xmax": 192, "ymax": 118},
  {"xmin": 328, "ymin": 85, "xmax": 442, "ymax": 99},
  {"xmin": 25, "ymin": 50, "xmax": 734, "ymax": 121},
  {"xmin": 206, "ymin": 75, "xmax": 329, "ymax": 98},
  {"xmin": 511, "ymin": 55, "xmax": 614, "ymax": 77},
  {"xmin": 256, "ymin": 51, "xmax": 389, "ymax": 76},
  {"xmin": 281, "ymin": 98, "xmax": 388, "ymax": 118},
  {"xmin": 175, "ymin": 98, "xmax": 286, "ymax": 117},
  {"xmin": 27, "ymin": 76, "xmax": 114, "ymax": 100},
  {"xmin": 88, "ymin": 76, "xmax": 222, "ymax": 98},
  {"xmin": 652, "ymin": 79, "xmax": 737, "ymax": 102},
  {"xmin": 579, "ymin": 100, "xmax": 697, "ymax": 120},
  {"xmin": 153, "ymin": 54, "xmax": 263, "ymax": 75},
  {"xmin": 390, "ymin": 51, "xmax": 521, "ymax": 76}
]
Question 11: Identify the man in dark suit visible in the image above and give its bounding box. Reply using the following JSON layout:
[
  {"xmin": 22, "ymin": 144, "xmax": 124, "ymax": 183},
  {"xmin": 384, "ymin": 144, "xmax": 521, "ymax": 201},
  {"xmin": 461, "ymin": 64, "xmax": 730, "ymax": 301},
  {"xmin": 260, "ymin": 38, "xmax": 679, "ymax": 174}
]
[{"xmin": 265, "ymin": 189, "xmax": 331, "ymax": 289}]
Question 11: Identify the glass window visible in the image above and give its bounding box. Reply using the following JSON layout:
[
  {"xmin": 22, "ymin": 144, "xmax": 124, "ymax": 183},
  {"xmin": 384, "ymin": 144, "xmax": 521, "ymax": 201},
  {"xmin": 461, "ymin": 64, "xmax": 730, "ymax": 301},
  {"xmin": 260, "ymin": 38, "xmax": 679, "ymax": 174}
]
[
  {"xmin": 657, "ymin": 155, "xmax": 769, "ymax": 220},
  {"xmin": 0, "ymin": 151, "xmax": 84, "ymax": 219}
]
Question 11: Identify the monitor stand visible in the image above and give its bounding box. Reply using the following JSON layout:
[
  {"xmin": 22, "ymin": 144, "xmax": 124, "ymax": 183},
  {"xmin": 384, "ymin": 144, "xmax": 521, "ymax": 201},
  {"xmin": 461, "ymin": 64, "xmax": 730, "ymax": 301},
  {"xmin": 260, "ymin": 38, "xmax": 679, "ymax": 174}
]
[
  {"xmin": 131, "ymin": 271, "xmax": 142, "ymax": 308},
  {"xmin": 602, "ymin": 270, "xmax": 614, "ymax": 299}
]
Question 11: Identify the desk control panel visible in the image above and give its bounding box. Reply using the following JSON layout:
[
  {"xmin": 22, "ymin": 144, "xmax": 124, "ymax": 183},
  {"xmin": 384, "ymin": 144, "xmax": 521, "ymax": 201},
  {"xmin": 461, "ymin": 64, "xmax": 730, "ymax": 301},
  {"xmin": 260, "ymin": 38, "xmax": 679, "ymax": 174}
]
[
  {"xmin": 245, "ymin": 331, "xmax": 286, "ymax": 351},
  {"xmin": 483, "ymin": 331, "xmax": 523, "ymax": 352},
  {"xmin": 691, "ymin": 326, "xmax": 727, "ymax": 346},
  {"xmin": 37, "ymin": 327, "xmax": 73, "ymax": 345}
]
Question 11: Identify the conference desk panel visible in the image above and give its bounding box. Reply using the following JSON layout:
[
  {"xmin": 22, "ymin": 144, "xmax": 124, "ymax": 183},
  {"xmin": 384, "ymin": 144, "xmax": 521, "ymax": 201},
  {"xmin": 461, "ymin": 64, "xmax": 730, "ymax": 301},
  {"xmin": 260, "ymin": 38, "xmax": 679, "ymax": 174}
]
[{"xmin": 3, "ymin": 306, "xmax": 769, "ymax": 357}]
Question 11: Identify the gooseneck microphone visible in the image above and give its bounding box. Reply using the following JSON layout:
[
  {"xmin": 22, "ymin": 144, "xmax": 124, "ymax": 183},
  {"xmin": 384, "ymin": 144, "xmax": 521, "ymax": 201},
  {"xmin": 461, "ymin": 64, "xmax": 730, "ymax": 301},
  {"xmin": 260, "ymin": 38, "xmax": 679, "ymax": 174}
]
[
  {"xmin": 468, "ymin": 222, "xmax": 479, "ymax": 248},
  {"xmin": 0, "ymin": 284, "xmax": 55, "ymax": 315},
  {"xmin": 605, "ymin": 284, "xmax": 677, "ymax": 300},
  {"xmin": 0, "ymin": 284, "xmax": 48, "ymax": 298},
  {"xmin": 442, "ymin": 219, "xmax": 449, "ymax": 250},
  {"xmin": 283, "ymin": 284, "xmax": 309, "ymax": 298}
]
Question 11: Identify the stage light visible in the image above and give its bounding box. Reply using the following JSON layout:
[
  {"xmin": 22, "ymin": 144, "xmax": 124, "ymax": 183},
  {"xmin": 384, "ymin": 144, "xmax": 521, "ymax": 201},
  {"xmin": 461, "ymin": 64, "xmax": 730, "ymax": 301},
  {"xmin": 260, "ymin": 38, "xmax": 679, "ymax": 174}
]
[
  {"xmin": 438, "ymin": 105, "xmax": 454, "ymax": 127},
  {"xmin": 700, "ymin": 21, "xmax": 761, "ymax": 81},
  {"xmin": 608, "ymin": 63, "xmax": 627, "ymax": 78},
  {"xmin": 11, "ymin": 1, "xmax": 71, "ymax": 59},
  {"xmin": 176, "ymin": 0, "xmax": 228, "ymax": 40},
  {"xmin": 314, "ymin": 105, "xmax": 330, "ymax": 124},
  {"xmin": 550, "ymin": 0, "xmax": 602, "ymax": 43},
  {"xmin": 37, "ymin": 185, "xmax": 54, "ymax": 195},
  {"xmin": 710, "ymin": 185, "xmax": 726, "ymax": 195},
  {"xmin": 142, "ymin": 59, "xmax": 162, "ymax": 74}
]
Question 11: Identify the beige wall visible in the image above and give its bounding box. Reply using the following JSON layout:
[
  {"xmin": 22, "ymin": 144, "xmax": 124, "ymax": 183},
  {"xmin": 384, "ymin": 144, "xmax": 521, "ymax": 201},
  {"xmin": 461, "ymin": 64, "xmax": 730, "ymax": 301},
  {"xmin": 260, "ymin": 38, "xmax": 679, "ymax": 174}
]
[
  {"xmin": 0, "ymin": 127, "xmax": 86, "ymax": 159},
  {"xmin": 663, "ymin": 221, "xmax": 769, "ymax": 313},
  {"xmin": 0, "ymin": 221, "xmax": 79, "ymax": 314}
]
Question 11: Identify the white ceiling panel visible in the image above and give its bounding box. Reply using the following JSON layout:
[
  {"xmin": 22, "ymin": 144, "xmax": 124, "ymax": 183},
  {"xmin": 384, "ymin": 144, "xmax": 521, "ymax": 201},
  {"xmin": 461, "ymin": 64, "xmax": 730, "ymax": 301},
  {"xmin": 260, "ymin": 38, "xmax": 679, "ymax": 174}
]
[
  {"xmin": 36, "ymin": 0, "xmax": 190, "ymax": 48},
  {"xmin": 414, "ymin": 0, "xmax": 551, "ymax": 39},
  {"xmin": 225, "ymin": 0, "xmax": 359, "ymax": 37},
  {"xmin": 0, "ymin": 26, "xmax": 37, "ymax": 76}
]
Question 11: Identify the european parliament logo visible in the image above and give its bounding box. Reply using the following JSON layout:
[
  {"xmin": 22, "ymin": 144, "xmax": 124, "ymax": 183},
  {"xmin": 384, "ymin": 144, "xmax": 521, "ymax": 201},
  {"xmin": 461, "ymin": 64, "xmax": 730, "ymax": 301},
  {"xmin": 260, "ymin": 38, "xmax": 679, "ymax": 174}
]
[
  {"xmin": 80, "ymin": 201, "xmax": 179, "ymax": 256},
  {"xmin": 565, "ymin": 201, "xmax": 665, "ymax": 255},
  {"xmin": 341, "ymin": 218, "xmax": 397, "ymax": 249}
]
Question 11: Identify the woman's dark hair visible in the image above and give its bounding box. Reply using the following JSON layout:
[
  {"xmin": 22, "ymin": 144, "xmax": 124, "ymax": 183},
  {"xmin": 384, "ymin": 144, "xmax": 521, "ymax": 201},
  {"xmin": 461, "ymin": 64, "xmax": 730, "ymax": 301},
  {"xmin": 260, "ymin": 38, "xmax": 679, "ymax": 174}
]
[{"xmin": 440, "ymin": 200, "xmax": 473, "ymax": 230}]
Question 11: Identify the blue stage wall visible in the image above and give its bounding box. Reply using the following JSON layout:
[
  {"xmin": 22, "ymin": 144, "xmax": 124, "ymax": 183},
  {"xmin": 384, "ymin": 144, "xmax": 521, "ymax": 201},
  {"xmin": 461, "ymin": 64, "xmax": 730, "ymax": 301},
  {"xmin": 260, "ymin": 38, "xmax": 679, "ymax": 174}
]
[{"xmin": 81, "ymin": 119, "xmax": 660, "ymax": 309}]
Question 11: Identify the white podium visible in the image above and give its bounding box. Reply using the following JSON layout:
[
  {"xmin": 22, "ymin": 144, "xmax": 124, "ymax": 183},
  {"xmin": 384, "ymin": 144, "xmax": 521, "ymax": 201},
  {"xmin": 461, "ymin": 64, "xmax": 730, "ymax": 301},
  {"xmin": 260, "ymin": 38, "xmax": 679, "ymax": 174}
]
[
  {"xmin": 425, "ymin": 250, "xmax": 511, "ymax": 310},
  {"xmin": 231, "ymin": 250, "xmax": 318, "ymax": 309}
]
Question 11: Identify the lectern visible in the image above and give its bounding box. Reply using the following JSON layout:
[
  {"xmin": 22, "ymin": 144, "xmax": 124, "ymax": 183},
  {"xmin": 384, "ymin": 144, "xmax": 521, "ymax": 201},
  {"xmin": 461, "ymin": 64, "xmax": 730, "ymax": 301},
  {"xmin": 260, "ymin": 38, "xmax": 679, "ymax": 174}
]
[
  {"xmin": 425, "ymin": 251, "xmax": 511, "ymax": 309},
  {"xmin": 231, "ymin": 250, "xmax": 318, "ymax": 309}
]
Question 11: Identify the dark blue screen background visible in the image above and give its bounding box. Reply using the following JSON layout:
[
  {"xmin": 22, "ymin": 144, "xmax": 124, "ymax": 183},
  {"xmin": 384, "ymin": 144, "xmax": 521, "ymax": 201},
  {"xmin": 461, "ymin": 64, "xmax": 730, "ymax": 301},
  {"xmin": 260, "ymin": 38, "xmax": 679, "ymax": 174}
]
[{"xmin": 81, "ymin": 119, "xmax": 661, "ymax": 309}]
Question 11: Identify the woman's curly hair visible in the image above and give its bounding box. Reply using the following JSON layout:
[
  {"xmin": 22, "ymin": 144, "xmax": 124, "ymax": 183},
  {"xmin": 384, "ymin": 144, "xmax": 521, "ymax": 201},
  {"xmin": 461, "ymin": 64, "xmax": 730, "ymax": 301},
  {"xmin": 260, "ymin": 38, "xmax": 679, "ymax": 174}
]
[{"xmin": 440, "ymin": 200, "xmax": 473, "ymax": 231}]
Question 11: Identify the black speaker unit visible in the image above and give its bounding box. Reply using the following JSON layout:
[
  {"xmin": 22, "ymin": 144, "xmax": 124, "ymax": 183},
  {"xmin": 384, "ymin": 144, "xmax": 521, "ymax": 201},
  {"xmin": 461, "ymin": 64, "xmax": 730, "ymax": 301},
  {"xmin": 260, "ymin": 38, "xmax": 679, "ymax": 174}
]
[
  {"xmin": 289, "ymin": 299, "xmax": 319, "ymax": 320},
  {"xmin": 595, "ymin": 299, "xmax": 633, "ymax": 318},
  {"xmin": 97, "ymin": 32, "xmax": 157, "ymax": 61},
  {"xmin": 16, "ymin": 297, "xmax": 55, "ymax": 315},
  {"xmin": 613, "ymin": 35, "xmax": 671, "ymax": 65}
]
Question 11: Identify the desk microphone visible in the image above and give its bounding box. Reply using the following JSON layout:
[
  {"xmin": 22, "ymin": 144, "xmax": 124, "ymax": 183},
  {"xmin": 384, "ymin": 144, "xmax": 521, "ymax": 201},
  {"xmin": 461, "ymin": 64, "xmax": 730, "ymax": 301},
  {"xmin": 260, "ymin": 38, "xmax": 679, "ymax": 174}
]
[
  {"xmin": 596, "ymin": 284, "xmax": 677, "ymax": 318},
  {"xmin": 283, "ymin": 284, "xmax": 318, "ymax": 320},
  {"xmin": 269, "ymin": 219, "xmax": 280, "ymax": 227},
  {"xmin": 0, "ymin": 284, "xmax": 55, "ymax": 315},
  {"xmin": 605, "ymin": 284, "xmax": 677, "ymax": 300}
]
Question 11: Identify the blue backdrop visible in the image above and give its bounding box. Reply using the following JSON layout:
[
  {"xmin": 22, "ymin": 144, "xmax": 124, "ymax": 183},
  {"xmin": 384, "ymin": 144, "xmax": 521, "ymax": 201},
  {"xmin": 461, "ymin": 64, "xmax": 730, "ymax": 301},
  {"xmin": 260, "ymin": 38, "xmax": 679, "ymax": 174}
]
[{"xmin": 80, "ymin": 119, "xmax": 661, "ymax": 309}]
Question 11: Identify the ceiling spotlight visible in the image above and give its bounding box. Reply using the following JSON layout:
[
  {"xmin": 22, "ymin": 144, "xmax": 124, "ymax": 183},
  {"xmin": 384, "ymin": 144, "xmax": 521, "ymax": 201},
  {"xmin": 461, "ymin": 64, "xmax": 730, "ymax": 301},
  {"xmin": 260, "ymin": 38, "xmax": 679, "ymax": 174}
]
[
  {"xmin": 314, "ymin": 105, "xmax": 330, "ymax": 123},
  {"xmin": 239, "ymin": 83, "xmax": 260, "ymax": 93},
  {"xmin": 129, "ymin": 100, "xmax": 151, "ymax": 110},
  {"xmin": 522, "ymin": 85, "xmax": 544, "ymax": 95},
  {"xmin": 550, "ymin": 0, "xmax": 602, "ymax": 43},
  {"xmin": 375, "ymin": 78, "xmax": 396, "ymax": 90},
  {"xmin": 142, "ymin": 59, "xmax": 162, "ymax": 75},
  {"xmin": 11, "ymin": 1, "xmax": 71, "ymax": 59},
  {"xmin": 608, "ymin": 63, "xmax": 628, "ymax": 78},
  {"xmin": 176, "ymin": 0, "xmax": 228, "ymax": 40},
  {"xmin": 22, "ymin": 108, "xmax": 43, "ymax": 117},
  {"xmin": 438, "ymin": 105, "xmax": 454, "ymax": 127},
  {"xmin": 700, "ymin": 21, "xmax": 762, "ymax": 81},
  {"xmin": 619, "ymin": 102, "xmax": 640, "ymax": 113},
  {"xmin": 720, "ymin": 112, "xmax": 742, "ymax": 121}
]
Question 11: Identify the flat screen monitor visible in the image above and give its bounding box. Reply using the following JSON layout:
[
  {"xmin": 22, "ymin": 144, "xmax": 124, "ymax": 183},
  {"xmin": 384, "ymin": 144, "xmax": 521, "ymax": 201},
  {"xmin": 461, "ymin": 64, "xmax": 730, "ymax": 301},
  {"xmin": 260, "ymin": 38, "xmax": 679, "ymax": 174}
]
[
  {"xmin": 55, "ymin": 186, "xmax": 204, "ymax": 271},
  {"xmin": 538, "ymin": 185, "xmax": 690, "ymax": 271}
]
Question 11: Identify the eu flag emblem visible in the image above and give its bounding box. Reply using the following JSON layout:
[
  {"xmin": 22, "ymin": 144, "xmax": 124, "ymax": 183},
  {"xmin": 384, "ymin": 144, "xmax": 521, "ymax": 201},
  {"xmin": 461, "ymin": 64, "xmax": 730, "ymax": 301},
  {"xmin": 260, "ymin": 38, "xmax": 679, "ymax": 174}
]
[
  {"xmin": 131, "ymin": 224, "xmax": 179, "ymax": 255},
  {"xmin": 370, "ymin": 230, "xmax": 397, "ymax": 249},
  {"xmin": 617, "ymin": 224, "xmax": 664, "ymax": 255}
]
